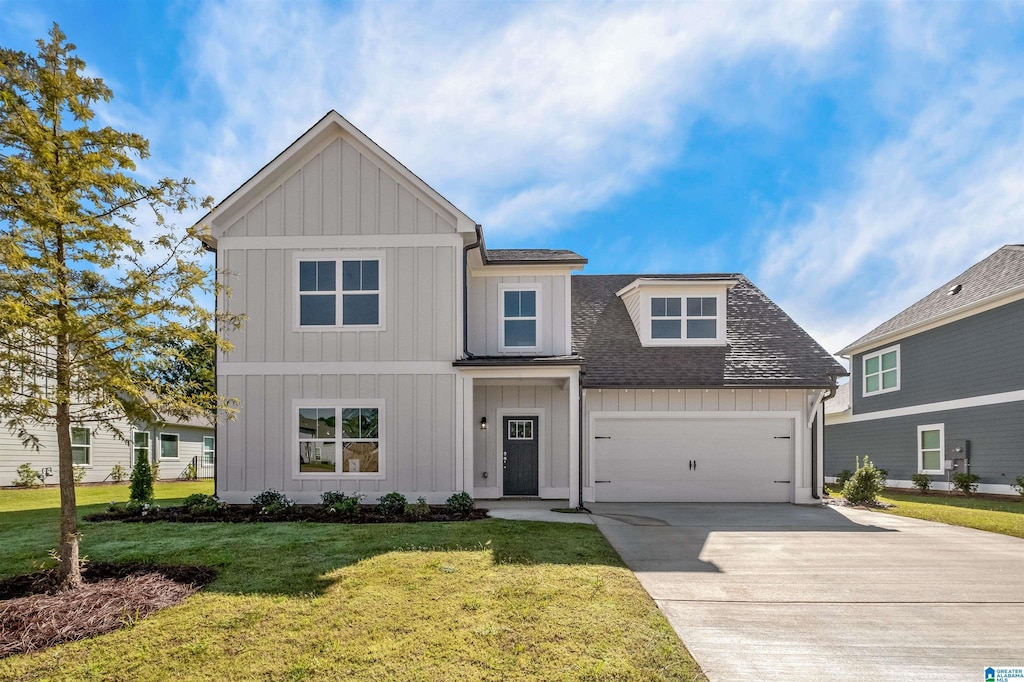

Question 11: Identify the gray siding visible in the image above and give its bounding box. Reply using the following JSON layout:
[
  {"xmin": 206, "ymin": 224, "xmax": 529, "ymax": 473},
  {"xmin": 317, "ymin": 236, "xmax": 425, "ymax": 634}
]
[
  {"xmin": 466, "ymin": 274, "xmax": 570, "ymax": 356},
  {"xmin": 825, "ymin": 401, "xmax": 1024, "ymax": 485},
  {"xmin": 852, "ymin": 300, "xmax": 1024, "ymax": 414}
]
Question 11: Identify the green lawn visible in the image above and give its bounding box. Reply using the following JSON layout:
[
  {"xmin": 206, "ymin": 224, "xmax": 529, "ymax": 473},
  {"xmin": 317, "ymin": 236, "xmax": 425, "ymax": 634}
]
[
  {"xmin": 0, "ymin": 484, "xmax": 705, "ymax": 681},
  {"xmin": 828, "ymin": 486, "xmax": 1024, "ymax": 539}
]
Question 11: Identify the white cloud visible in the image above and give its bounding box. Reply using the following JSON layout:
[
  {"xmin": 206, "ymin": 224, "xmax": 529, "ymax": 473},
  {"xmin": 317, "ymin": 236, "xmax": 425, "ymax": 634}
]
[
  {"xmin": 180, "ymin": 0, "xmax": 849, "ymax": 234},
  {"xmin": 757, "ymin": 64, "xmax": 1024, "ymax": 356}
]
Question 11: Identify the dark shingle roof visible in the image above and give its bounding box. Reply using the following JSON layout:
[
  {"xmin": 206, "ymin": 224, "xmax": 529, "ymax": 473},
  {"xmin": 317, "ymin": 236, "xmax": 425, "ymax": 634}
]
[
  {"xmin": 453, "ymin": 355, "xmax": 583, "ymax": 367},
  {"xmin": 572, "ymin": 274, "xmax": 846, "ymax": 388},
  {"xmin": 839, "ymin": 245, "xmax": 1024, "ymax": 354},
  {"xmin": 484, "ymin": 249, "xmax": 587, "ymax": 265}
]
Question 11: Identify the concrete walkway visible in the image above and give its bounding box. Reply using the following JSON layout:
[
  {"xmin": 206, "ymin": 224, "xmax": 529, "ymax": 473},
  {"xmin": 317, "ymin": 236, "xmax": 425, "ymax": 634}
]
[
  {"xmin": 589, "ymin": 502, "xmax": 1024, "ymax": 682},
  {"xmin": 484, "ymin": 499, "xmax": 595, "ymax": 524}
]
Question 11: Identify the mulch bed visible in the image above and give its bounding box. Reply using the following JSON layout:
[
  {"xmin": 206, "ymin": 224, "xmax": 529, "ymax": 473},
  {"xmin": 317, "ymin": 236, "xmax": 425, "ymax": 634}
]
[
  {"xmin": 824, "ymin": 498, "xmax": 896, "ymax": 510},
  {"xmin": 84, "ymin": 505, "xmax": 489, "ymax": 524},
  {"xmin": 0, "ymin": 562, "xmax": 216, "ymax": 658}
]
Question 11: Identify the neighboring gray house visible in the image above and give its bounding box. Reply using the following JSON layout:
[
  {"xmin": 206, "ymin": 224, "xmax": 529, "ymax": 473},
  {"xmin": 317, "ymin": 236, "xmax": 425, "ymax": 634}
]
[
  {"xmin": 825, "ymin": 245, "xmax": 1024, "ymax": 494},
  {"xmin": 1, "ymin": 411, "xmax": 215, "ymax": 486},
  {"xmin": 197, "ymin": 111, "xmax": 844, "ymax": 506}
]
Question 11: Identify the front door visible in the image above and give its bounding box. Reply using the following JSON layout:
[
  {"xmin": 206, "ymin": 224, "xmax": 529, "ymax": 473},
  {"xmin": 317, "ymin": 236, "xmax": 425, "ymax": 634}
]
[{"xmin": 503, "ymin": 416, "xmax": 539, "ymax": 496}]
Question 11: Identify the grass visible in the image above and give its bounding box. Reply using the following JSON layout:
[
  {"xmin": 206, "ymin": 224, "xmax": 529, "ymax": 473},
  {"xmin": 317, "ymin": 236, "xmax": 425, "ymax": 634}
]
[
  {"xmin": 0, "ymin": 483, "xmax": 705, "ymax": 681},
  {"xmin": 828, "ymin": 486, "xmax": 1024, "ymax": 539}
]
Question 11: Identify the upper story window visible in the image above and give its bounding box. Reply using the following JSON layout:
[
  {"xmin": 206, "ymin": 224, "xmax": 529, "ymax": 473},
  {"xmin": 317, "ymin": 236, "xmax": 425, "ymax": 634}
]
[
  {"xmin": 296, "ymin": 252, "xmax": 384, "ymax": 330},
  {"xmin": 500, "ymin": 284, "xmax": 540, "ymax": 351},
  {"xmin": 651, "ymin": 297, "xmax": 682, "ymax": 338},
  {"xmin": 618, "ymin": 279, "xmax": 732, "ymax": 347},
  {"xmin": 863, "ymin": 345, "xmax": 899, "ymax": 396}
]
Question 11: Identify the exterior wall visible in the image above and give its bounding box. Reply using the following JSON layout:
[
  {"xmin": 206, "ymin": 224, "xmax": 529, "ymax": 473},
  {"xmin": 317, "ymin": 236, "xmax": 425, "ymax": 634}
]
[
  {"xmin": 582, "ymin": 388, "xmax": 819, "ymax": 503},
  {"xmin": 1, "ymin": 419, "xmax": 213, "ymax": 486},
  {"xmin": 825, "ymin": 401, "xmax": 1024, "ymax": 493},
  {"xmin": 142, "ymin": 424, "xmax": 215, "ymax": 480},
  {"xmin": 472, "ymin": 383, "xmax": 571, "ymax": 499},
  {"xmin": 466, "ymin": 274, "xmax": 571, "ymax": 357},
  {"xmin": 851, "ymin": 300, "xmax": 1024, "ymax": 414},
  {"xmin": 217, "ymin": 372, "xmax": 458, "ymax": 504}
]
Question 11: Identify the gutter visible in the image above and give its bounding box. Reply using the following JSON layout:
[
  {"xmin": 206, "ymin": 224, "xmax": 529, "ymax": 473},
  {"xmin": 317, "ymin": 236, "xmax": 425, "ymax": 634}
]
[
  {"xmin": 810, "ymin": 374, "xmax": 841, "ymax": 500},
  {"xmin": 577, "ymin": 369, "xmax": 589, "ymax": 512},
  {"xmin": 462, "ymin": 225, "xmax": 483, "ymax": 359}
]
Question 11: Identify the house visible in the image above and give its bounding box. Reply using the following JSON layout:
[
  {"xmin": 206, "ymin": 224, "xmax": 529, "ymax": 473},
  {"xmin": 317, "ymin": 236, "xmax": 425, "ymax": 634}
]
[
  {"xmin": 1, "ymin": 411, "xmax": 215, "ymax": 486},
  {"xmin": 825, "ymin": 245, "xmax": 1024, "ymax": 494},
  {"xmin": 197, "ymin": 111, "xmax": 845, "ymax": 506}
]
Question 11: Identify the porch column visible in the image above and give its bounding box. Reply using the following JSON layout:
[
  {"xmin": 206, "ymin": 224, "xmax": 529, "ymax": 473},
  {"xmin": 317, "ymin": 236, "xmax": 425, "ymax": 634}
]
[
  {"xmin": 568, "ymin": 370, "xmax": 580, "ymax": 508},
  {"xmin": 462, "ymin": 375, "xmax": 475, "ymax": 495}
]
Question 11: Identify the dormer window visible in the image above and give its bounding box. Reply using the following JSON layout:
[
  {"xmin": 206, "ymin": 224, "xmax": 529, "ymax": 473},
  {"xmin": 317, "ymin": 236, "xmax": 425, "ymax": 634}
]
[{"xmin": 617, "ymin": 278, "xmax": 734, "ymax": 347}]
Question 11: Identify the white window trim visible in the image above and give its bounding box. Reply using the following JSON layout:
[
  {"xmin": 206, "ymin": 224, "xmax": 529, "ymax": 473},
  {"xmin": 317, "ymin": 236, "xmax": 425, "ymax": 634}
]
[
  {"xmin": 71, "ymin": 426, "xmax": 92, "ymax": 467},
  {"xmin": 292, "ymin": 251, "xmax": 386, "ymax": 332},
  {"xmin": 640, "ymin": 289, "xmax": 728, "ymax": 347},
  {"xmin": 498, "ymin": 283, "xmax": 542, "ymax": 353},
  {"xmin": 202, "ymin": 436, "xmax": 215, "ymax": 465},
  {"xmin": 917, "ymin": 423, "xmax": 944, "ymax": 475},
  {"xmin": 158, "ymin": 432, "xmax": 180, "ymax": 460},
  {"xmin": 862, "ymin": 344, "xmax": 901, "ymax": 397},
  {"xmin": 131, "ymin": 429, "xmax": 150, "ymax": 463},
  {"xmin": 292, "ymin": 398, "xmax": 386, "ymax": 480}
]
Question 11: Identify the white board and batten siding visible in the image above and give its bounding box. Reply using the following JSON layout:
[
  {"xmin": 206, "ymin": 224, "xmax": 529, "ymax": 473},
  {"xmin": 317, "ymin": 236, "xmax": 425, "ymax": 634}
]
[
  {"xmin": 583, "ymin": 388, "xmax": 820, "ymax": 504},
  {"xmin": 213, "ymin": 128, "xmax": 469, "ymax": 504},
  {"xmin": 466, "ymin": 274, "xmax": 572, "ymax": 357}
]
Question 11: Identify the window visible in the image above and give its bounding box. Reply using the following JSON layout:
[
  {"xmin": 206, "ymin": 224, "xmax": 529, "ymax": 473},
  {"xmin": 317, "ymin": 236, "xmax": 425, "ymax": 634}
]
[
  {"xmin": 296, "ymin": 401, "xmax": 383, "ymax": 477},
  {"xmin": 863, "ymin": 345, "xmax": 900, "ymax": 396},
  {"xmin": 71, "ymin": 427, "xmax": 91, "ymax": 465},
  {"xmin": 918, "ymin": 424, "xmax": 944, "ymax": 474},
  {"xmin": 159, "ymin": 433, "xmax": 179, "ymax": 459},
  {"xmin": 686, "ymin": 296, "xmax": 718, "ymax": 339},
  {"xmin": 133, "ymin": 431, "xmax": 150, "ymax": 464},
  {"xmin": 507, "ymin": 419, "xmax": 534, "ymax": 440},
  {"xmin": 649, "ymin": 296, "xmax": 717, "ymax": 340},
  {"xmin": 297, "ymin": 253, "xmax": 383, "ymax": 328},
  {"xmin": 202, "ymin": 436, "xmax": 215, "ymax": 465},
  {"xmin": 501, "ymin": 286, "xmax": 539, "ymax": 350},
  {"xmin": 651, "ymin": 297, "xmax": 682, "ymax": 339}
]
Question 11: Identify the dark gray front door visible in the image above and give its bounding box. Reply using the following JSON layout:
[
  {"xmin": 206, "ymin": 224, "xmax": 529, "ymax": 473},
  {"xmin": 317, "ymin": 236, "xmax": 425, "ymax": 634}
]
[{"xmin": 503, "ymin": 416, "xmax": 539, "ymax": 496}]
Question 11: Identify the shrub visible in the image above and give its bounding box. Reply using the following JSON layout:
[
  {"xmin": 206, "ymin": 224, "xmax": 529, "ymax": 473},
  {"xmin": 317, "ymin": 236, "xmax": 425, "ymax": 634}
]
[
  {"xmin": 835, "ymin": 469, "xmax": 854, "ymax": 488},
  {"xmin": 910, "ymin": 473, "xmax": 932, "ymax": 494},
  {"xmin": 842, "ymin": 456, "xmax": 885, "ymax": 505},
  {"xmin": 109, "ymin": 463, "xmax": 128, "ymax": 483},
  {"xmin": 1011, "ymin": 476, "xmax": 1024, "ymax": 499},
  {"xmin": 251, "ymin": 489, "xmax": 294, "ymax": 515},
  {"xmin": 951, "ymin": 472, "xmax": 980, "ymax": 496},
  {"xmin": 404, "ymin": 497, "xmax": 431, "ymax": 520},
  {"xmin": 183, "ymin": 462, "xmax": 197, "ymax": 480},
  {"xmin": 321, "ymin": 491, "xmax": 348, "ymax": 507},
  {"xmin": 183, "ymin": 493, "xmax": 223, "ymax": 515},
  {"xmin": 151, "ymin": 460, "xmax": 160, "ymax": 484},
  {"xmin": 13, "ymin": 463, "xmax": 41, "ymax": 488},
  {"xmin": 446, "ymin": 491, "xmax": 475, "ymax": 516},
  {"xmin": 72, "ymin": 465, "xmax": 87, "ymax": 484},
  {"xmin": 333, "ymin": 494, "xmax": 362, "ymax": 517},
  {"xmin": 377, "ymin": 492, "xmax": 407, "ymax": 516},
  {"xmin": 129, "ymin": 450, "xmax": 154, "ymax": 504}
]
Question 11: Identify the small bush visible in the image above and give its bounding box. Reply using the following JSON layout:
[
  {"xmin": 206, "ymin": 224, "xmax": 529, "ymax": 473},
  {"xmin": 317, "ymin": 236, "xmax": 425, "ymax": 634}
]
[
  {"xmin": 910, "ymin": 473, "xmax": 932, "ymax": 494},
  {"xmin": 333, "ymin": 494, "xmax": 362, "ymax": 516},
  {"xmin": 251, "ymin": 489, "xmax": 294, "ymax": 515},
  {"xmin": 72, "ymin": 465, "xmax": 87, "ymax": 484},
  {"xmin": 129, "ymin": 450, "xmax": 153, "ymax": 504},
  {"xmin": 842, "ymin": 456, "xmax": 885, "ymax": 505},
  {"xmin": 13, "ymin": 463, "xmax": 41, "ymax": 488},
  {"xmin": 1011, "ymin": 476, "xmax": 1024, "ymax": 499},
  {"xmin": 404, "ymin": 497, "xmax": 431, "ymax": 520},
  {"xmin": 125, "ymin": 499, "xmax": 156, "ymax": 515},
  {"xmin": 151, "ymin": 461, "xmax": 160, "ymax": 483},
  {"xmin": 377, "ymin": 492, "xmax": 407, "ymax": 516},
  {"xmin": 835, "ymin": 469, "xmax": 854, "ymax": 488},
  {"xmin": 321, "ymin": 491, "xmax": 348, "ymax": 507},
  {"xmin": 446, "ymin": 491, "xmax": 475, "ymax": 516},
  {"xmin": 183, "ymin": 462, "xmax": 197, "ymax": 480},
  {"xmin": 109, "ymin": 464, "xmax": 128, "ymax": 483},
  {"xmin": 951, "ymin": 472, "xmax": 980, "ymax": 496},
  {"xmin": 183, "ymin": 493, "xmax": 223, "ymax": 515}
]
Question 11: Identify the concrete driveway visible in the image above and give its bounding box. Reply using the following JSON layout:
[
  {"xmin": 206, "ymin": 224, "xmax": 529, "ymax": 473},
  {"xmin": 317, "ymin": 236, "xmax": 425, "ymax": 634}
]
[{"xmin": 590, "ymin": 503, "xmax": 1024, "ymax": 682}]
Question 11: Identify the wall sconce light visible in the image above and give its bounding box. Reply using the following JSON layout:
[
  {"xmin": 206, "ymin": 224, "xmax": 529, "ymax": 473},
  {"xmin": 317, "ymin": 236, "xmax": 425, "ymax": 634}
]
[{"xmin": 479, "ymin": 417, "xmax": 487, "ymax": 431}]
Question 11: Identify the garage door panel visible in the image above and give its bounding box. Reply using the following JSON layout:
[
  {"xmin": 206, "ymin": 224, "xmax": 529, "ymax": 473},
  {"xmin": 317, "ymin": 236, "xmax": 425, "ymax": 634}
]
[{"xmin": 594, "ymin": 417, "xmax": 793, "ymax": 502}]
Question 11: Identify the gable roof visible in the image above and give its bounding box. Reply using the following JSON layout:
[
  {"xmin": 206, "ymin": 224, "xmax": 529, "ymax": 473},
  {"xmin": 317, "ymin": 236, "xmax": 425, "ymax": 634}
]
[
  {"xmin": 572, "ymin": 274, "xmax": 846, "ymax": 388},
  {"xmin": 484, "ymin": 248, "xmax": 587, "ymax": 265},
  {"xmin": 838, "ymin": 245, "xmax": 1024, "ymax": 356},
  {"xmin": 193, "ymin": 110, "xmax": 477, "ymax": 247}
]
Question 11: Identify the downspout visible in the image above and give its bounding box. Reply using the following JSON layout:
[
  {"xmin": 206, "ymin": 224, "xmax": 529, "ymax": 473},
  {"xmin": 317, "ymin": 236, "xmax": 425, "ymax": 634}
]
[
  {"xmin": 577, "ymin": 370, "xmax": 589, "ymax": 512},
  {"xmin": 462, "ymin": 225, "xmax": 483, "ymax": 359},
  {"xmin": 810, "ymin": 377, "xmax": 840, "ymax": 500}
]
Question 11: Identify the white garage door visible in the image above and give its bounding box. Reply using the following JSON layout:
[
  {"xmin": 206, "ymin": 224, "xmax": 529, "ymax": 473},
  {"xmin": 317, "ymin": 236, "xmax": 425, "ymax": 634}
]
[{"xmin": 593, "ymin": 417, "xmax": 794, "ymax": 502}]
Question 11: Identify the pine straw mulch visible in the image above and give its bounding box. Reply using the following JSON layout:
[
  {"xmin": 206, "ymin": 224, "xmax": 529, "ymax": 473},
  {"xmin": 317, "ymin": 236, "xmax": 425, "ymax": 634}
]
[{"xmin": 0, "ymin": 562, "xmax": 216, "ymax": 658}]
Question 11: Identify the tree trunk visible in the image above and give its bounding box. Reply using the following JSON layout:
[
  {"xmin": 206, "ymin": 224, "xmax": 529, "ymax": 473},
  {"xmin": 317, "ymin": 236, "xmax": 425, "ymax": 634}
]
[{"xmin": 55, "ymin": 396, "xmax": 81, "ymax": 589}]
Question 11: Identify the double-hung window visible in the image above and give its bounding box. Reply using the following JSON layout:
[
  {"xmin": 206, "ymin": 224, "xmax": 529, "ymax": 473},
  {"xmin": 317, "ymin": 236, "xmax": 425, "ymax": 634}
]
[
  {"xmin": 685, "ymin": 297, "xmax": 717, "ymax": 339},
  {"xmin": 71, "ymin": 427, "xmax": 91, "ymax": 466},
  {"xmin": 649, "ymin": 296, "xmax": 718, "ymax": 341},
  {"xmin": 918, "ymin": 424, "xmax": 944, "ymax": 474},
  {"xmin": 651, "ymin": 297, "xmax": 682, "ymax": 339},
  {"xmin": 133, "ymin": 431, "xmax": 150, "ymax": 465},
  {"xmin": 297, "ymin": 253, "xmax": 383, "ymax": 329},
  {"xmin": 501, "ymin": 286, "xmax": 539, "ymax": 350},
  {"xmin": 863, "ymin": 345, "xmax": 899, "ymax": 396},
  {"xmin": 296, "ymin": 401, "xmax": 384, "ymax": 477},
  {"xmin": 202, "ymin": 436, "xmax": 215, "ymax": 465}
]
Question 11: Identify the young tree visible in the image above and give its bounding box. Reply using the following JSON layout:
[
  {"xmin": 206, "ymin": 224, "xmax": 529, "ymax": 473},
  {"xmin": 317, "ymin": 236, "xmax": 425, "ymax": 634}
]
[{"xmin": 0, "ymin": 25, "xmax": 239, "ymax": 588}]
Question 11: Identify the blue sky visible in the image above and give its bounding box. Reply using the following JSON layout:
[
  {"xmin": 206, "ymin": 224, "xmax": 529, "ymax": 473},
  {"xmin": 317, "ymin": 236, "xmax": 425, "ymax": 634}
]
[{"xmin": 2, "ymin": 0, "xmax": 1022, "ymax": 357}]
